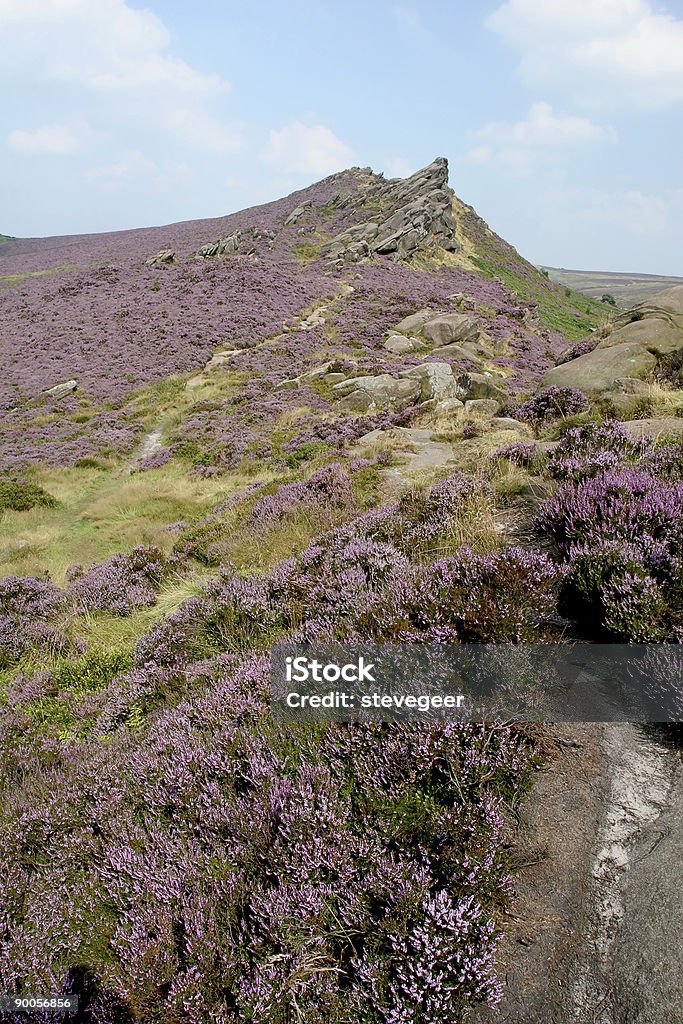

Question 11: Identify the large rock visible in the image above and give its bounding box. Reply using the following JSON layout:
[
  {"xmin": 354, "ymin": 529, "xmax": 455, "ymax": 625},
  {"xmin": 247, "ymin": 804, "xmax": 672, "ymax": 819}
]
[
  {"xmin": 420, "ymin": 313, "xmax": 481, "ymax": 347},
  {"xmin": 322, "ymin": 157, "xmax": 458, "ymax": 263},
  {"xmin": 383, "ymin": 334, "xmax": 426, "ymax": 354},
  {"xmin": 541, "ymin": 343, "xmax": 657, "ymax": 393},
  {"xmin": 598, "ymin": 319, "xmax": 683, "ymax": 356},
  {"xmin": 619, "ymin": 418, "xmax": 683, "ymax": 440},
  {"xmin": 44, "ymin": 380, "xmax": 77, "ymax": 400},
  {"xmin": 456, "ymin": 372, "xmax": 508, "ymax": 402},
  {"xmin": 284, "ymin": 201, "xmax": 312, "ymax": 226},
  {"xmin": 145, "ymin": 249, "xmax": 176, "ymax": 266},
  {"xmin": 334, "ymin": 374, "xmax": 421, "ymax": 412},
  {"xmin": 398, "ymin": 362, "xmax": 465, "ymax": 402},
  {"xmin": 392, "ymin": 309, "xmax": 439, "ymax": 335}
]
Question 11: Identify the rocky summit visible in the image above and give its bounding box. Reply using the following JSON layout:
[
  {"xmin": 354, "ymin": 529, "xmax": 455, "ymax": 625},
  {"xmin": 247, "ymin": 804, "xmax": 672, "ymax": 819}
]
[{"xmin": 1, "ymin": 159, "xmax": 682, "ymax": 1024}]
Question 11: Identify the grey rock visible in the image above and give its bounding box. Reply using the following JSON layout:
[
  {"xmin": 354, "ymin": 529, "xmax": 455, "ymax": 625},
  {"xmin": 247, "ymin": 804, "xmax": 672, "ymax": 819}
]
[
  {"xmin": 541, "ymin": 342, "xmax": 657, "ymax": 393},
  {"xmin": 619, "ymin": 417, "xmax": 683, "ymax": 440},
  {"xmin": 599, "ymin": 318, "xmax": 683, "ymax": 356},
  {"xmin": 284, "ymin": 201, "xmax": 312, "ymax": 226},
  {"xmin": 383, "ymin": 334, "xmax": 426, "ymax": 354},
  {"xmin": 399, "ymin": 362, "xmax": 464, "ymax": 402},
  {"xmin": 420, "ymin": 313, "xmax": 481, "ymax": 347},
  {"xmin": 433, "ymin": 397, "xmax": 465, "ymax": 415},
  {"xmin": 457, "ymin": 372, "xmax": 508, "ymax": 402},
  {"xmin": 335, "ymin": 373, "xmax": 421, "ymax": 412},
  {"xmin": 391, "ymin": 309, "xmax": 440, "ymax": 336},
  {"xmin": 465, "ymin": 398, "xmax": 501, "ymax": 416},
  {"xmin": 490, "ymin": 417, "xmax": 534, "ymax": 436},
  {"xmin": 321, "ymin": 157, "xmax": 459, "ymax": 263},
  {"xmin": 0, "ymin": 539, "xmax": 30, "ymax": 564},
  {"xmin": 44, "ymin": 379, "xmax": 77, "ymax": 399},
  {"xmin": 196, "ymin": 231, "xmax": 242, "ymax": 258},
  {"xmin": 145, "ymin": 249, "xmax": 176, "ymax": 266}
]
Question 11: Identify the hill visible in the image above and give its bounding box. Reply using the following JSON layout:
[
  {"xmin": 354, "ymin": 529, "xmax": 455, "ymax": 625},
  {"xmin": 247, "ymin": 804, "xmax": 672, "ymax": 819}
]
[
  {"xmin": 2, "ymin": 159, "xmax": 682, "ymax": 1022},
  {"xmin": 541, "ymin": 265, "xmax": 683, "ymax": 308}
]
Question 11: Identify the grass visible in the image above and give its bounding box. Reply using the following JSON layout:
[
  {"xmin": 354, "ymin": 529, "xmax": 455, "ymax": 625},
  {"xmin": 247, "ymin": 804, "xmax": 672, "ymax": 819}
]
[
  {"xmin": 0, "ymin": 461, "xmax": 267, "ymax": 584},
  {"xmin": 0, "ymin": 263, "xmax": 83, "ymax": 288}
]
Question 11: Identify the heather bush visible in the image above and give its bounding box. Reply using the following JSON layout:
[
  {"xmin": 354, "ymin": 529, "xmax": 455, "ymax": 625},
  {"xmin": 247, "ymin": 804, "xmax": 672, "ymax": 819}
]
[
  {"xmin": 555, "ymin": 337, "xmax": 598, "ymax": 365},
  {"xmin": 247, "ymin": 463, "xmax": 357, "ymax": 531},
  {"xmin": 0, "ymin": 575, "xmax": 69, "ymax": 669},
  {"xmin": 537, "ymin": 422, "xmax": 683, "ymax": 640},
  {"xmin": 68, "ymin": 546, "xmax": 170, "ymax": 616},
  {"xmin": 359, "ymin": 548, "xmax": 562, "ymax": 643},
  {"xmin": 515, "ymin": 386, "xmax": 588, "ymax": 426},
  {"xmin": 537, "ymin": 468, "xmax": 683, "ymax": 556},
  {"xmin": 548, "ymin": 422, "xmax": 650, "ymax": 481}
]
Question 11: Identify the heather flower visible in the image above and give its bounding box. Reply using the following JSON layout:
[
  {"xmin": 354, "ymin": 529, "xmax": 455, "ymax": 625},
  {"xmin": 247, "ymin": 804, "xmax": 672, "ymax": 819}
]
[
  {"xmin": 68, "ymin": 546, "xmax": 170, "ymax": 616},
  {"xmin": 514, "ymin": 386, "xmax": 588, "ymax": 426}
]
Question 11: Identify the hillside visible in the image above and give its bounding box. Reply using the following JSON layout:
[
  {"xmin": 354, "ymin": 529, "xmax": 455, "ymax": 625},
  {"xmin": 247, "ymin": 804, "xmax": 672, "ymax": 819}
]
[
  {"xmin": 1, "ymin": 159, "xmax": 682, "ymax": 1023},
  {"xmin": 542, "ymin": 265, "xmax": 683, "ymax": 308}
]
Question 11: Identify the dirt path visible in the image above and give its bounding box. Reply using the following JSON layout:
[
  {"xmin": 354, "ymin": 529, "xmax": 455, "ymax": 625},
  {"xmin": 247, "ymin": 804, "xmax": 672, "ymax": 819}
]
[{"xmin": 474, "ymin": 724, "xmax": 683, "ymax": 1024}]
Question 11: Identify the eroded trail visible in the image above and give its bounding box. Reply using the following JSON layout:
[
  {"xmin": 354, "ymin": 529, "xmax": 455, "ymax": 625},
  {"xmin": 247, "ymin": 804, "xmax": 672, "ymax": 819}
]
[{"xmin": 475, "ymin": 724, "xmax": 683, "ymax": 1024}]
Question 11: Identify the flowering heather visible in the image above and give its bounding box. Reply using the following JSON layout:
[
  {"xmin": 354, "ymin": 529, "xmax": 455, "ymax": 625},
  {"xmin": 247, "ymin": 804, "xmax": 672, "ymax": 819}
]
[
  {"xmin": 491, "ymin": 441, "xmax": 542, "ymax": 467},
  {"xmin": 555, "ymin": 337, "xmax": 598, "ymax": 364},
  {"xmin": 68, "ymin": 546, "xmax": 171, "ymax": 616},
  {"xmin": 548, "ymin": 421, "xmax": 651, "ymax": 481},
  {"xmin": 537, "ymin": 423, "xmax": 683, "ymax": 640},
  {"xmin": 537, "ymin": 467, "xmax": 683, "ymax": 556},
  {"xmin": 514, "ymin": 386, "xmax": 588, "ymax": 426},
  {"xmin": 0, "ymin": 574, "xmax": 68, "ymax": 668},
  {"xmin": 247, "ymin": 463, "xmax": 357, "ymax": 530}
]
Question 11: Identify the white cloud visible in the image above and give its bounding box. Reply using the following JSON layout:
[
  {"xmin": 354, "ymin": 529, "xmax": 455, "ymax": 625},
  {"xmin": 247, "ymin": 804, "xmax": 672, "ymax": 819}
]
[
  {"xmin": 84, "ymin": 150, "xmax": 155, "ymax": 184},
  {"xmin": 486, "ymin": 0, "xmax": 683, "ymax": 106},
  {"xmin": 464, "ymin": 102, "xmax": 614, "ymax": 167},
  {"xmin": 7, "ymin": 123, "xmax": 81, "ymax": 155},
  {"xmin": 0, "ymin": 0, "xmax": 226, "ymax": 96},
  {"xmin": 0, "ymin": 0, "xmax": 240, "ymax": 164},
  {"xmin": 384, "ymin": 156, "xmax": 416, "ymax": 178},
  {"xmin": 263, "ymin": 121, "xmax": 354, "ymax": 176}
]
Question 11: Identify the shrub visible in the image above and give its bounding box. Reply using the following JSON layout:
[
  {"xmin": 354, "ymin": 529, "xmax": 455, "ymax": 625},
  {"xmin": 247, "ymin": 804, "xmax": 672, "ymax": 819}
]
[
  {"xmin": 68, "ymin": 545, "xmax": 170, "ymax": 616},
  {"xmin": 0, "ymin": 478, "xmax": 57, "ymax": 514},
  {"xmin": 515, "ymin": 386, "xmax": 588, "ymax": 426},
  {"xmin": 548, "ymin": 422, "xmax": 648, "ymax": 481}
]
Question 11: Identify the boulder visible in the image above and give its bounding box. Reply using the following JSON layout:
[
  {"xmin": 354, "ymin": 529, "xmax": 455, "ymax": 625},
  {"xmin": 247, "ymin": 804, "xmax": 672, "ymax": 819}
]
[
  {"xmin": 456, "ymin": 372, "xmax": 508, "ymax": 402},
  {"xmin": 420, "ymin": 313, "xmax": 481, "ymax": 347},
  {"xmin": 383, "ymin": 334, "xmax": 426, "ymax": 354},
  {"xmin": 489, "ymin": 417, "xmax": 534, "ymax": 436},
  {"xmin": 619, "ymin": 418, "xmax": 683, "ymax": 440},
  {"xmin": 44, "ymin": 380, "xmax": 77, "ymax": 400},
  {"xmin": 145, "ymin": 249, "xmax": 176, "ymax": 266},
  {"xmin": 541, "ymin": 343, "xmax": 657, "ymax": 393},
  {"xmin": 284, "ymin": 201, "xmax": 312, "ymax": 226},
  {"xmin": 433, "ymin": 397, "xmax": 465, "ymax": 415},
  {"xmin": 598, "ymin": 318, "xmax": 683, "ymax": 357},
  {"xmin": 392, "ymin": 309, "xmax": 439, "ymax": 336},
  {"xmin": 398, "ymin": 362, "xmax": 465, "ymax": 402},
  {"xmin": 464, "ymin": 398, "xmax": 501, "ymax": 416},
  {"xmin": 334, "ymin": 374, "xmax": 421, "ymax": 412}
]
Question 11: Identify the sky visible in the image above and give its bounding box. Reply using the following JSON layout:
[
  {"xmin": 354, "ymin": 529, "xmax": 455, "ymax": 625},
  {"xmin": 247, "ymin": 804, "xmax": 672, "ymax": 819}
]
[{"xmin": 1, "ymin": 0, "xmax": 682, "ymax": 274}]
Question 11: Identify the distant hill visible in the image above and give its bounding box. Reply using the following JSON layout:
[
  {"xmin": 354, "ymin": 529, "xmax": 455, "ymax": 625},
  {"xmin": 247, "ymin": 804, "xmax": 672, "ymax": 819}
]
[
  {"xmin": 0, "ymin": 233, "xmax": 16, "ymax": 242},
  {"xmin": 541, "ymin": 265, "xmax": 683, "ymax": 309}
]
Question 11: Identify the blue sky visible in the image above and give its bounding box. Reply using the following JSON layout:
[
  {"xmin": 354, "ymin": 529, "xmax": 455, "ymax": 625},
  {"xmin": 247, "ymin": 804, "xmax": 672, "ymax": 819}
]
[{"xmin": 1, "ymin": 0, "xmax": 682, "ymax": 273}]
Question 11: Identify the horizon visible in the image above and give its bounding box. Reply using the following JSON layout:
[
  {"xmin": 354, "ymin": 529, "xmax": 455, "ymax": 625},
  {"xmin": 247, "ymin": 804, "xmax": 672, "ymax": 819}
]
[{"xmin": 1, "ymin": 0, "xmax": 683, "ymax": 276}]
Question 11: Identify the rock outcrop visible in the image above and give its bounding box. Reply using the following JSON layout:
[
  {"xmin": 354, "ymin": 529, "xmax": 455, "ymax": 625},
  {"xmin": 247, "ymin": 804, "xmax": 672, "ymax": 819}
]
[
  {"xmin": 145, "ymin": 249, "xmax": 176, "ymax": 266},
  {"xmin": 544, "ymin": 285, "xmax": 683, "ymax": 393},
  {"xmin": 44, "ymin": 379, "xmax": 77, "ymax": 400},
  {"xmin": 322, "ymin": 158, "xmax": 459, "ymax": 264},
  {"xmin": 332, "ymin": 374, "xmax": 421, "ymax": 412}
]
